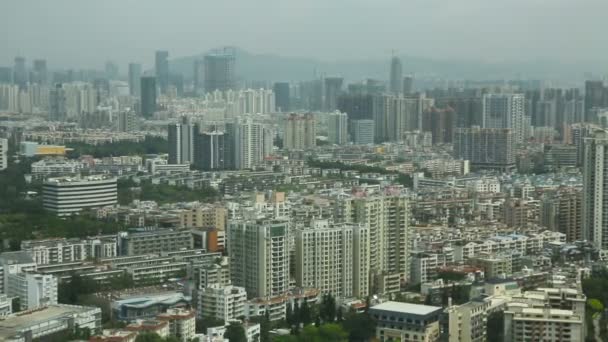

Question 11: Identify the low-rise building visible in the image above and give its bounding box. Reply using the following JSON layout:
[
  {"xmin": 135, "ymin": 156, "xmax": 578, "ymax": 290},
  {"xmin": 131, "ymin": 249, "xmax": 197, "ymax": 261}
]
[
  {"xmin": 197, "ymin": 284, "xmax": 247, "ymax": 322},
  {"xmin": 369, "ymin": 301, "xmax": 443, "ymax": 342},
  {"xmin": 157, "ymin": 308, "xmax": 196, "ymax": 342}
]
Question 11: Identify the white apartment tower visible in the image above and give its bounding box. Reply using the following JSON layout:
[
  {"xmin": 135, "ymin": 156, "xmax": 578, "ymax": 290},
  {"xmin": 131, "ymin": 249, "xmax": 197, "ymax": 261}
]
[
  {"xmin": 0, "ymin": 138, "xmax": 7, "ymax": 170},
  {"xmin": 228, "ymin": 219, "xmax": 290, "ymax": 298},
  {"xmin": 327, "ymin": 111, "xmax": 348, "ymax": 145},
  {"xmin": 583, "ymin": 129, "xmax": 608, "ymax": 250},
  {"xmin": 482, "ymin": 93, "xmax": 525, "ymax": 143},
  {"xmin": 295, "ymin": 220, "xmax": 370, "ymax": 298},
  {"xmin": 168, "ymin": 116, "xmax": 195, "ymax": 165},
  {"xmin": 232, "ymin": 117, "xmax": 274, "ymax": 170}
]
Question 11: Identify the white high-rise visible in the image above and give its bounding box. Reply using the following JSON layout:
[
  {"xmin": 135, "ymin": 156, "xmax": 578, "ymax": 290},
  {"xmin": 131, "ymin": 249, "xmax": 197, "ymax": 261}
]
[
  {"xmin": 583, "ymin": 129, "xmax": 608, "ymax": 250},
  {"xmin": 295, "ymin": 219, "xmax": 370, "ymax": 298},
  {"xmin": 228, "ymin": 219, "xmax": 289, "ymax": 298},
  {"xmin": 327, "ymin": 111, "xmax": 348, "ymax": 145},
  {"xmin": 0, "ymin": 138, "xmax": 7, "ymax": 170},
  {"xmin": 168, "ymin": 116, "xmax": 195, "ymax": 165},
  {"xmin": 482, "ymin": 93, "xmax": 525, "ymax": 143},
  {"xmin": 232, "ymin": 117, "xmax": 274, "ymax": 169}
]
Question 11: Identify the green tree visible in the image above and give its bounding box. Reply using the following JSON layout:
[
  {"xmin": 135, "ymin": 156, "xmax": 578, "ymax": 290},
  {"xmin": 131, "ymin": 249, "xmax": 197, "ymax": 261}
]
[
  {"xmin": 300, "ymin": 301, "xmax": 312, "ymax": 325},
  {"xmin": 224, "ymin": 322, "xmax": 247, "ymax": 342},
  {"xmin": 487, "ymin": 311, "xmax": 504, "ymax": 341},
  {"xmin": 135, "ymin": 332, "xmax": 164, "ymax": 342},
  {"xmin": 320, "ymin": 294, "xmax": 336, "ymax": 323},
  {"xmin": 195, "ymin": 317, "xmax": 225, "ymax": 333},
  {"xmin": 588, "ymin": 298, "xmax": 605, "ymax": 312},
  {"xmin": 342, "ymin": 311, "xmax": 376, "ymax": 342}
]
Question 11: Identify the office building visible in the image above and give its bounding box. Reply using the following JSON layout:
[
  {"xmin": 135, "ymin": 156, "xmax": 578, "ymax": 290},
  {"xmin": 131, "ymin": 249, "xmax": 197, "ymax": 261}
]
[
  {"xmin": 402, "ymin": 75, "xmax": 413, "ymax": 95},
  {"xmin": 295, "ymin": 220, "xmax": 370, "ymax": 298},
  {"xmin": 324, "ymin": 77, "xmax": 343, "ymax": 111},
  {"xmin": 389, "ymin": 56, "xmax": 403, "ymax": 94},
  {"xmin": 583, "ymin": 130, "xmax": 608, "ymax": 250},
  {"xmin": 42, "ymin": 176, "xmax": 118, "ymax": 216},
  {"xmin": 118, "ymin": 229, "xmax": 194, "ymax": 256},
  {"xmin": 453, "ymin": 127, "xmax": 515, "ymax": 171},
  {"xmin": 370, "ymin": 301, "xmax": 442, "ymax": 342},
  {"xmin": 32, "ymin": 59, "xmax": 47, "ymax": 85},
  {"xmin": 140, "ymin": 76, "xmax": 157, "ymax": 118},
  {"xmin": 273, "ymin": 82, "xmax": 290, "ymax": 112},
  {"xmin": 197, "ymin": 284, "xmax": 247, "ymax": 322},
  {"xmin": 283, "ymin": 113, "xmax": 316, "ymax": 150},
  {"xmin": 13, "ymin": 57, "xmax": 27, "ymax": 89},
  {"xmin": 7, "ymin": 272, "xmax": 57, "ymax": 310},
  {"xmin": 194, "ymin": 131, "xmax": 226, "ymax": 170},
  {"xmin": 228, "ymin": 220, "xmax": 290, "ymax": 298},
  {"xmin": 327, "ymin": 111, "xmax": 348, "ymax": 145},
  {"xmin": 204, "ymin": 49, "xmax": 236, "ymax": 93},
  {"xmin": 482, "ymin": 93, "xmax": 525, "ymax": 143},
  {"xmin": 168, "ymin": 116, "xmax": 195, "ymax": 165},
  {"xmin": 338, "ymin": 193, "xmax": 410, "ymax": 293},
  {"xmin": 0, "ymin": 138, "xmax": 7, "ymax": 171},
  {"xmin": 128, "ymin": 63, "xmax": 142, "ymax": 97},
  {"xmin": 193, "ymin": 59, "xmax": 204, "ymax": 94},
  {"xmin": 338, "ymin": 94, "xmax": 374, "ymax": 121},
  {"xmin": 155, "ymin": 50, "xmax": 170, "ymax": 94},
  {"xmin": 352, "ymin": 119, "xmax": 375, "ymax": 145}
]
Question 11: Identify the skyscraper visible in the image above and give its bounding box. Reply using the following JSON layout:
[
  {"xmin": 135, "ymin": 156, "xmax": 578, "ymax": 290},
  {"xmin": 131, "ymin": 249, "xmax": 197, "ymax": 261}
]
[
  {"xmin": 389, "ymin": 56, "xmax": 403, "ymax": 94},
  {"xmin": 273, "ymin": 82, "xmax": 290, "ymax": 112},
  {"xmin": 327, "ymin": 111, "xmax": 348, "ymax": 145},
  {"xmin": 32, "ymin": 59, "xmax": 47, "ymax": 85},
  {"xmin": 585, "ymin": 80, "xmax": 608, "ymax": 122},
  {"xmin": 422, "ymin": 106, "xmax": 455, "ymax": 144},
  {"xmin": 324, "ymin": 77, "xmax": 343, "ymax": 111},
  {"xmin": 232, "ymin": 117, "xmax": 273, "ymax": 170},
  {"xmin": 453, "ymin": 127, "xmax": 515, "ymax": 171},
  {"xmin": 402, "ymin": 75, "xmax": 413, "ymax": 95},
  {"xmin": 283, "ymin": 113, "xmax": 316, "ymax": 150},
  {"xmin": 352, "ymin": 120, "xmax": 375, "ymax": 145},
  {"xmin": 583, "ymin": 130, "xmax": 608, "ymax": 250},
  {"xmin": 128, "ymin": 63, "xmax": 142, "ymax": 97},
  {"xmin": 194, "ymin": 131, "xmax": 225, "ymax": 170},
  {"xmin": 168, "ymin": 116, "xmax": 195, "ymax": 165},
  {"xmin": 13, "ymin": 57, "xmax": 27, "ymax": 89},
  {"xmin": 204, "ymin": 49, "xmax": 236, "ymax": 93},
  {"xmin": 104, "ymin": 61, "xmax": 119, "ymax": 80},
  {"xmin": 49, "ymin": 84, "xmax": 66, "ymax": 121},
  {"xmin": 140, "ymin": 76, "xmax": 157, "ymax": 118},
  {"xmin": 193, "ymin": 59, "xmax": 204, "ymax": 95},
  {"xmin": 155, "ymin": 50, "xmax": 170, "ymax": 94},
  {"xmin": 482, "ymin": 93, "xmax": 525, "ymax": 143},
  {"xmin": 228, "ymin": 219, "xmax": 290, "ymax": 298}
]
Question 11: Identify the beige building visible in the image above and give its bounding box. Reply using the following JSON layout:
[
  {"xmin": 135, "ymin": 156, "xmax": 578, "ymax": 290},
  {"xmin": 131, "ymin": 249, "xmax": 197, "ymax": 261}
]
[
  {"xmin": 157, "ymin": 308, "xmax": 196, "ymax": 342},
  {"xmin": 179, "ymin": 205, "xmax": 226, "ymax": 230},
  {"xmin": 445, "ymin": 299, "xmax": 491, "ymax": 342},
  {"xmin": 283, "ymin": 113, "xmax": 316, "ymax": 150},
  {"xmin": 504, "ymin": 304, "xmax": 584, "ymax": 342}
]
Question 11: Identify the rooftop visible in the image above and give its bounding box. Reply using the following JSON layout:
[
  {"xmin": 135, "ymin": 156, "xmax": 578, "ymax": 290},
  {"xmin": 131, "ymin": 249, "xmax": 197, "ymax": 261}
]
[{"xmin": 371, "ymin": 301, "xmax": 442, "ymax": 316}]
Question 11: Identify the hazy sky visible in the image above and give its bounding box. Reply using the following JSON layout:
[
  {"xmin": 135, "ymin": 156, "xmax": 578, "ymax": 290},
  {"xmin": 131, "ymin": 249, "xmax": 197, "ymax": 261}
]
[{"xmin": 1, "ymin": 0, "xmax": 607, "ymax": 70}]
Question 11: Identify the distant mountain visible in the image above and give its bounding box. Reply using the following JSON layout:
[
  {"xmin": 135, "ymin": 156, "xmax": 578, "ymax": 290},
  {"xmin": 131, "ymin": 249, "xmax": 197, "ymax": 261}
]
[{"xmin": 170, "ymin": 47, "xmax": 594, "ymax": 83}]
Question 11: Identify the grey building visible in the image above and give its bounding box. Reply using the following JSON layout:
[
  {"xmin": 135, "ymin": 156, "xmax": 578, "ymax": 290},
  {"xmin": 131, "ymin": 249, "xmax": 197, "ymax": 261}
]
[
  {"xmin": 140, "ymin": 76, "xmax": 157, "ymax": 118},
  {"xmin": 453, "ymin": 126, "xmax": 515, "ymax": 171},
  {"xmin": 119, "ymin": 229, "xmax": 194, "ymax": 256},
  {"xmin": 128, "ymin": 63, "xmax": 142, "ymax": 97},
  {"xmin": 389, "ymin": 56, "xmax": 403, "ymax": 94},
  {"xmin": 352, "ymin": 119, "xmax": 374, "ymax": 145},
  {"xmin": 273, "ymin": 82, "xmax": 290, "ymax": 112},
  {"xmin": 155, "ymin": 50, "xmax": 169, "ymax": 94},
  {"xmin": 194, "ymin": 131, "xmax": 225, "ymax": 170},
  {"xmin": 204, "ymin": 49, "xmax": 236, "ymax": 93},
  {"xmin": 324, "ymin": 77, "xmax": 343, "ymax": 112},
  {"xmin": 168, "ymin": 116, "xmax": 195, "ymax": 165}
]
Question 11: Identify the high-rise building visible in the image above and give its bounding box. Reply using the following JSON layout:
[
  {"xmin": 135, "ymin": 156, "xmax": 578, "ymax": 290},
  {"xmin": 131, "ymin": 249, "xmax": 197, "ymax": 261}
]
[
  {"xmin": 193, "ymin": 59, "xmax": 205, "ymax": 94},
  {"xmin": 402, "ymin": 75, "xmax": 413, "ymax": 95},
  {"xmin": 228, "ymin": 219, "xmax": 290, "ymax": 298},
  {"xmin": 389, "ymin": 56, "xmax": 403, "ymax": 94},
  {"xmin": 13, "ymin": 57, "xmax": 27, "ymax": 89},
  {"xmin": 104, "ymin": 61, "xmax": 119, "ymax": 80},
  {"xmin": 324, "ymin": 77, "xmax": 343, "ymax": 111},
  {"xmin": 128, "ymin": 63, "xmax": 142, "ymax": 97},
  {"xmin": 453, "ymin": 127, "xmax": 515, "ymax": 171},
  {"xmin": 32, "ymin": 59, "xmax": 47, "ymax": 85},
  {"xmin": 540, "ymin": 188, "xmax": 582, "ymax": 242},
  {"xmin": 204, "ymin": 49, "xmax": 236, "ymax": 93},
  {"xmin": 168, "ymin": 116, "xmax": 195, "ymax": 165},
  {"xmin": 327, "ymin": 111, "xmax": 348, "ymax": 145},
  {"xmin": 0, "ymin": 67, "xmax": 12, "ymax": 84},
  {"xmin": 352, "ymin": 119, "xmax": 375, "ymax": 145},
  {"xmin": 435, "ymin": 97, "xmax": 483, "ymax": 128},
  {"xmin": 482, "ymin": 93, "xmax": 525, "ymax": 143},
  {"xmin": 295, "ymin": 220, "xmax": 370, "ymax": 298},
  {"xmin": 583, "ymin": 130, "xmax": 608, "ymax": 250},
  {"xmin": 422, "ymin": 107, "xmax": 455, "ymax": 144},
  {"xmin": 194, "ymin": 131, "xmax": 225, "ymax": 170},
  {"xmin": 273, "ymin": 82, "xmax": 290, "ymax": 112},
  {"xmin": 140, "ymin": 76, "xmax": 157, "ymax": 118},
  {"xmin": 155, "ymin": 51, "xmax": 170, "ymax": 94},
  {"xmin": 337, "ymin": 193, "xmax": 410, "ymax": 293},
  {"xmin": 118, "ymin": 111, "xmax": 137, "ymax": 132},
  {"xmin": 0, "ymin": 138, "xmax": 7, "ymax": 171},
  {"xmin": 49, "ymin": 84, "xmax": 67, "ymax": 122},
  {"xmin": 373, "ymin": 95, "xmax": 420, "ymax": 142},
  {"xmin": 585, "ymin": 80, "xmax": 608, "ymax": 122},
  {"xmin": 232, "ymin": 117, "xmax": 273, "ymax": 170},
  {"xmin": 283, "ymin": 113, "xmax": 316, "ymax": 150}
]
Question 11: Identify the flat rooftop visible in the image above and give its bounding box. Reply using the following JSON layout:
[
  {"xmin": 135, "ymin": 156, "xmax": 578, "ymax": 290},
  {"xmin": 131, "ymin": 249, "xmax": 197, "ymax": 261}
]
[
  {"xmin": 0, "ymin": 305, "xmax": 96, "ymax": 339},
  {"xmin": 370, "ymin": 301, "xmax": 442, "ymax": 316}
]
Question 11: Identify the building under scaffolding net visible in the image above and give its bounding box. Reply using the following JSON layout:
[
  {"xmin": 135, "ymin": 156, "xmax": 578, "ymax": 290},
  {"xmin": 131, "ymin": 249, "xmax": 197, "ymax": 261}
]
[{"xmin": 204, "ymin": 47, "xmax": 236, "ymax": 93}]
